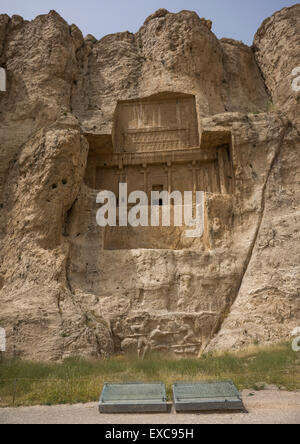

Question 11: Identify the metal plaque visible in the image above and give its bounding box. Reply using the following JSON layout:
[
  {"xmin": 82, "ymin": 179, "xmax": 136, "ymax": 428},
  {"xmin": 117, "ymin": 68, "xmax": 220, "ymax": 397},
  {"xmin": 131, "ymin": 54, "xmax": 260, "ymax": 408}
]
[
  {"xmin": 99, "ymin": 382, "xmax": 168, "ymax": 414},
  {"xmin": 173, "ymin": 380, "xmax": 245, "ymax": 412}
]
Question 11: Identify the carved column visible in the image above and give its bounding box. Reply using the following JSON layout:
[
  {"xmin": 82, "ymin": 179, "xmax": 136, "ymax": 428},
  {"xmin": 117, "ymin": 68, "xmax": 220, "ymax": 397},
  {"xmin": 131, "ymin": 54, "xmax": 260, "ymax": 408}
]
[
  {"xmin": 218, "ymin": 146, "xmax": 228, "ymax": 195},
  {"xmin": 140, "ymin": 163, "xmax": 149, "ymax": 196},
  {"xmin": 167, "ymin": 162, "xmax": 172, "ymax": 193},
  {"xmin": 118, "ymin": 158, "xmax": 127, "ymax": 201},
  {"xmin": 188, "ymin": 161, "xmax": 198, "ymax": 202},
  {"xmin": 192, "ymin": 161, "xmax": 197, "ymax": 197}
]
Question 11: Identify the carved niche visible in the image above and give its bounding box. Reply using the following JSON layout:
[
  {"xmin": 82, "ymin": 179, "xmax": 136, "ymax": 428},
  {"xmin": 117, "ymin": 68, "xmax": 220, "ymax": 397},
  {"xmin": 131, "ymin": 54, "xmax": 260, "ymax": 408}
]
[{"xmin": 113, "ymin": 93, "xmax": 199, "ymax": 153}]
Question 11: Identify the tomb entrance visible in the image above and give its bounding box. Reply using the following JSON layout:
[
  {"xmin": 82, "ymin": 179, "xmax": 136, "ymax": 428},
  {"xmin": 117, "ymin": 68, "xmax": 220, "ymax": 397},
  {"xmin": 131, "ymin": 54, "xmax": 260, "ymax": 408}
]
[{"xmin": 84, "ymin": 92, "xmax": 233, "ymax": 250}]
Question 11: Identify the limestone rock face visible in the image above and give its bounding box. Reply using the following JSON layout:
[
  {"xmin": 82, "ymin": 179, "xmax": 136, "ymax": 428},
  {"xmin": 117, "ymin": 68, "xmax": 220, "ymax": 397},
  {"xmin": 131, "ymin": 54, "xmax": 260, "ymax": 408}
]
[
  {"xmin": 253, "ymin": 4, "xmax": 300, "ymax": 114},
  {"xmin": 210, "ymin": 5, "xmax": 300, "ymax": 351},
  {"xmin": 71, "ymin": 9, "xmax": 269, "ymax": 135},
  {"xmin": 0, "ymin": 6, "xmax": 299, "ymax": 360}
]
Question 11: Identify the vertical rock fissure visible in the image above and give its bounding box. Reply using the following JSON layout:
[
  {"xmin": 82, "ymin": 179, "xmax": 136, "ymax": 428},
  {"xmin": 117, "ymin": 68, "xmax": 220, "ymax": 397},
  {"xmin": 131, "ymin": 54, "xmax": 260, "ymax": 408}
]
[{"xmin": 207, "ymin": 120, "xmax": 290, "ymax": 348}]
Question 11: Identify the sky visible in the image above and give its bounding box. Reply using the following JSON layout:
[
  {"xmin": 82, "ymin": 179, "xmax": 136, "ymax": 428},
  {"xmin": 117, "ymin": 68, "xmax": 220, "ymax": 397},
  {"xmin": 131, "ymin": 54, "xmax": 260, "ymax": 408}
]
[{"xmin": 0, "ymin": 0, "xmax": 299, "ymax": 45}]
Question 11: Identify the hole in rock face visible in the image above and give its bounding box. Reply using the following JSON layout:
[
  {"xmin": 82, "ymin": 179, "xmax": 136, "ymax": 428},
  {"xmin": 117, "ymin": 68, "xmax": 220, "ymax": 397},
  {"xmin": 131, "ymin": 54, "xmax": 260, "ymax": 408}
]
[
  {"xmin": 62, "ymin": 179, "xmax": 67, "ymax": 185},
  {"xmin": 52, "ymin": 184, "xmax": 58, "ymax": 189}
]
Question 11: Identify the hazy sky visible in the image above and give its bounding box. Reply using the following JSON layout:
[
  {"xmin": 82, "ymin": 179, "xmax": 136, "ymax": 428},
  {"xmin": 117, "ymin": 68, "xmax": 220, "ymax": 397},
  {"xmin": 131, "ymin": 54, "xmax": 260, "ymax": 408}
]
[{"xmin": 0, "ymin": 0, "xmax": 299, "ymax": 45}]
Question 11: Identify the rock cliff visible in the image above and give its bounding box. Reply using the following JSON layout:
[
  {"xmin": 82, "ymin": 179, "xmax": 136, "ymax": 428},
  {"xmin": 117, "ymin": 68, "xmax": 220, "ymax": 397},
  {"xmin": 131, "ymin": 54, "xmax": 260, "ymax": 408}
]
[{"xmin": 0, "ymin": 6, "xmax": 299, "ymax": 360}]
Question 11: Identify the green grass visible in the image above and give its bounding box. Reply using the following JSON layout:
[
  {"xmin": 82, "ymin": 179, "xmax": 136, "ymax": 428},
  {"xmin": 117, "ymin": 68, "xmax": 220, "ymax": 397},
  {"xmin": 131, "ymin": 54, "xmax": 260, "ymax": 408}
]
[{"xmin": 0, "ymin": 343, "xmax": 299, "ymax": 407}]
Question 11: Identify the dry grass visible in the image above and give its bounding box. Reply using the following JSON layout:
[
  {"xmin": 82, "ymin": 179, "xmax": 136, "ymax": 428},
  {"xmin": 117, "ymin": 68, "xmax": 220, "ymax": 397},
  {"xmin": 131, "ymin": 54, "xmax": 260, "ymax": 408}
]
[{"xmin": 0, "ymin": 342, "xmax": 299, "ymax": 407}]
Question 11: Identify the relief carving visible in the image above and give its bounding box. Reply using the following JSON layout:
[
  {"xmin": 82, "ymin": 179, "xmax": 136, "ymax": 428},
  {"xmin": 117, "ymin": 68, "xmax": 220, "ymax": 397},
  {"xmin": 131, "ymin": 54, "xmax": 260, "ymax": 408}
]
[
  {"xmin": 113, "ymin": 313, "xmax": 207, "ymax": 359},
  {"xmin": 135, "ymin": 256, "xmax": 175, "ymax": 311},
  {"xmin": 114, "ymin": 93, "xmax": 199, "ymax": 153},
  {"xmin": 177, "ymin": 273, "xmax": 193, "ymax": 311}
]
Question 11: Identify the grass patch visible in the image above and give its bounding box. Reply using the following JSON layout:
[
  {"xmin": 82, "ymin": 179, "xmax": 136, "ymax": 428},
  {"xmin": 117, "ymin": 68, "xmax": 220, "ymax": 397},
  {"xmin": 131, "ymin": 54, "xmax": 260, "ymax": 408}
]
[{"xmin": 0, "ymin": 343, "xmax": 299, "ymax": 407}]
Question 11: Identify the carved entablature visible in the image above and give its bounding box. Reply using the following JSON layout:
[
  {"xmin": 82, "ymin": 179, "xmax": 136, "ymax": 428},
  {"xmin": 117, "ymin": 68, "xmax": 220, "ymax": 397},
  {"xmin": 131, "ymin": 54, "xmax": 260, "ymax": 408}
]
[{"xmin": 113, "ymin": 93, "xmax": 199, "ymax": 153}]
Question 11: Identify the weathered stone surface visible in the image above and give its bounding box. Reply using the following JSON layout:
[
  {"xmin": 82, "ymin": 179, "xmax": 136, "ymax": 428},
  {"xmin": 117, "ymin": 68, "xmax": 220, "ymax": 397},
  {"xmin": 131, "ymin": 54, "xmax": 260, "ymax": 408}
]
[
  {"xmin": 253, "ymin": 5, "xmax": 300, "ymax": 114},
  {"xmin": 0, "ymin": 6, "xmax": 299, "ymax": 360},
  {"xmin": 210, "ymin": 5, "xmax": 300, "ymax": 351},
  {"xmin": 71, "ymin": 9, "xmax": 269, "ymax": 134}
]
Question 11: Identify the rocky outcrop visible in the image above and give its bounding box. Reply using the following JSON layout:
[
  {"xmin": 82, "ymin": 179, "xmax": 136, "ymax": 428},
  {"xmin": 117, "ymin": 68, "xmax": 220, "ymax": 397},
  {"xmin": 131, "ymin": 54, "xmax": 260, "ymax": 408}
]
[
  {"xmin": 253, "ymin": 4, "xmax": 300, "ymax": 114},
  {"xmin": 210, "ymin": 5, "xmax": 300, "ymax": 351},
  {"xmin": 0, "ymin": 6, "xmax": 299, "ymax": 360},
  {"xmin": 72, "ymin": 9, "xmax": 269, "ymax": 134}
]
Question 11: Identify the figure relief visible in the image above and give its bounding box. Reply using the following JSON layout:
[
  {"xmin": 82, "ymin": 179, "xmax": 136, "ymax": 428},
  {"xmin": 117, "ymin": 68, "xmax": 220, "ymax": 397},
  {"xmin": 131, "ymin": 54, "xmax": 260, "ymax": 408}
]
[
  {"xmin": 148, "ymin": 321, "xmax": 174, "ymax": 350},
  {"xmin": 114, "ymin": 94, "xmax": 199, "ymax": 153},
  {"xmin": 115, "ymin": 316, "xmax": 205, "ymax": 359},
  {"xmin": 177, "ymin": 272, "xmax": 193, "ymax": 311},
  {"xmin": 135, "ymin": 255, "xmax": 175, "ymax": 311}
]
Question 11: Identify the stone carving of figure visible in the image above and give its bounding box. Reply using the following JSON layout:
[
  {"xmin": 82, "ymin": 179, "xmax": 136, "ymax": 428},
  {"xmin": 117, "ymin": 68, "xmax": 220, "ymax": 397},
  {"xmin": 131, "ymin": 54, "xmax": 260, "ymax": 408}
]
[
  {"xmin": 137, "ymin": 336, "xmax": 150, "ymax": 360},
  {"xmin": 129, "ymin": 322, "xmax": 151, "ymax": 359},
  {"xmin": 135, "ymin": 255, "xmax": 175, "ymax": 311},
  {"xmin": 174, "ymin": 319, "xmax": 198, "ymax": 345},
  {"xmin": 182, "ymin": 324, "xmax": 196, "ymax": 344},
  {"xmin": 177, "ymin": 273, "xmax": 192, "ymax": 311},
  {"xmin": 149, "ymin": 321, "xmax": 174, "ymax": 351}
]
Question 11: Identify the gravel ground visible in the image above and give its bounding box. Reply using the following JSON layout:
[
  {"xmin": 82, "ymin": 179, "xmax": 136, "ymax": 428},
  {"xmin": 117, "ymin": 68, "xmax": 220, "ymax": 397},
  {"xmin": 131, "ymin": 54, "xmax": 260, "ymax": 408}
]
[{"xmin": 0, "ymin": 389, "xmax": 299, "ymax": 424}]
